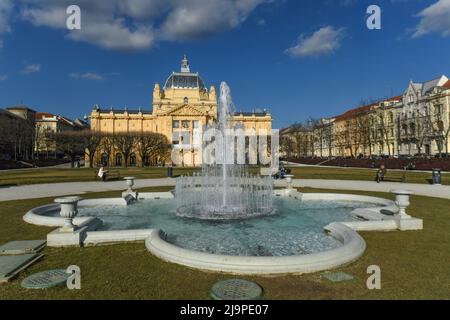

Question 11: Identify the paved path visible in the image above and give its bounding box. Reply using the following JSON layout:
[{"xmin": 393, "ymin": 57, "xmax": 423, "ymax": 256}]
[
  {"xmin": 0, "ymin": 178, "xmax": 176, "ymax": 201},
  {"xmin": 276, "ymin": 179, "xmax": 450, "ymax": 200},
  {"xmin": 1, "ymin": 178, "xmax": 449, "ymax": 201}
]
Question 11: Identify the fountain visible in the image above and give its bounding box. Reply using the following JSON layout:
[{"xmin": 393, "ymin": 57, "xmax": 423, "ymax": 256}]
[{"xmin": 175, "ymin": 82, "xmax": 274, "ymax": 220}]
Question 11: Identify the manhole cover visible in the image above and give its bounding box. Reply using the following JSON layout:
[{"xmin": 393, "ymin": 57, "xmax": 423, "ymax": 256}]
[
  {"xmin": 322, "ymin": 272, "xmax": 354, "ymax": 283},
  {"xmin": 211, "ymin": 279, "xmax": 263, "ymax": 300},
  {"xmin": 21, "ymin": 269, "xmax": 70, "ymax": 289}
]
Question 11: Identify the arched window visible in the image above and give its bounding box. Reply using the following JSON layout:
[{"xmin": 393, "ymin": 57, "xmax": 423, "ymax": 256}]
[
  {"xmin": 101, "ymin": 153, "xmax": 109, "ymax": 166},
  {"xmin": 410, "ymin": 123, "xmax": 416, "ymax": 136},
  {"xmin": 402, "ymin": 124, "xmax": 408, "ymax": 136},
  {"xmin": 115, "ymin": 153, "xmax": 123, "ymax": 167},
  {"xmin": 184, "ymin": 97, "xmax": 189, "ymax": 104},
  {"xmin": 130, "ymin": 153, "xmax": 137, "ymax": 167},
  {"xmin": 143, "ymin": 156, "xmax": 150, "ymax": 167}
]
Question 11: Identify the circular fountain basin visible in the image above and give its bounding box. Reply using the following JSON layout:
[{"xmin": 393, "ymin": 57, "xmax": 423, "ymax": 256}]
[
  {"xmin": 23, "ymin": 191, "xmax": 398, "ymax": 274},
  {"xmin": 39, "ymin": 196, "xmax": 375, "ymax": 256}
]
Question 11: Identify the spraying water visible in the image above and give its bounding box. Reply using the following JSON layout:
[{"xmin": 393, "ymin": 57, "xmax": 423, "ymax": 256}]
[{"xmin": 175, "ymin": 82, "xmax": 273, "ymax": 220}]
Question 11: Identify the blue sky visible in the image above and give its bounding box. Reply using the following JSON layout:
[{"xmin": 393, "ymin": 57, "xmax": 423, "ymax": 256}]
[{"xmin": 0, "ymin": 0, "xmax": 449, "ymax": 129}]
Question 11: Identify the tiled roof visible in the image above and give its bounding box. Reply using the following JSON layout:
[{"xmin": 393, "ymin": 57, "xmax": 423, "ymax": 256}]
[
  {"xmin": 385, "ymin": 95, "xmax": 402, "ymax": 102},
  {"xmin": 35, "ymin": 112, "xmax": 55, "ymax": 119},
  {"xmin": 334, "ymin": 104, "xmax": 373, "ymax": 121},
  {"xmin": 443, "ymin": 80, "xmax": 450, "ymax": 90},
  {"xmin": 334, "ymin": 95, "xmax": 402, "ymax": 121}
]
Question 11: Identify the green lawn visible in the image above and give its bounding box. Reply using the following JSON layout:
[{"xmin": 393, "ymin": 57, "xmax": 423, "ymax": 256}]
[
  {"xmin": 0, "ymin": 167, "xmax": 197, "ymax": 187},
  {"xmin": 0, "ymin": 166, "xmax": 449, "ymax": 187},
  {"xmin": 0, "ymin": 186, "xmax": 449, "ymax": 300}
]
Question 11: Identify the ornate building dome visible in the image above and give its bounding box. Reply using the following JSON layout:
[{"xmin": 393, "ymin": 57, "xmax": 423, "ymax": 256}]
[{"xmin": 164, "ymin": 55, "xmax": 206, "ymax": 90}]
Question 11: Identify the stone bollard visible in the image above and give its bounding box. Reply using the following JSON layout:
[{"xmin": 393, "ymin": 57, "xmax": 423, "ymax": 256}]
[
  {"xmin": 391, "ymin": 190, "xmax": 413, "ymax": 219},
  {"xmin": 54, "ymin": 196, "xmax": 83, "ymax": 232}
]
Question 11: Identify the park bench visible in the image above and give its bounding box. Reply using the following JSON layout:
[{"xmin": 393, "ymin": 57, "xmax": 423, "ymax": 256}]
[
  {"xmin": 94, "ymin": 169, "xmax": 121, "ymax": 181},
  {"xmin": 376, "ymin": 169, "xmax": 406, "ymax": 183}
]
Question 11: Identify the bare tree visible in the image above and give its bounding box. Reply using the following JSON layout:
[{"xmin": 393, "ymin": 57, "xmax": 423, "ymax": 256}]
[
  {"xmin": 99, "ymin": 133, "xmax": 115, "ymax": 167},
  {"xmin": 79, "ymin": 130, "xmax": 102, "ymax": 168},
  {"xmin": 135, "ymin": 132, "xmax": 170, "ymax": 167},
  {"xmin": 114, "ymin": 133, "xmax": 135, "ymax": 168},
  {"xmin": 431, "ymin": 110, "xmax": 446, "ymax": 156},
  {"xmin": 50, "ymin": 131, "xmax": 84, "ymax": 167},
  {"xmin": 412, "ymin": 112, "xmax": 432, "ymax": 155}
]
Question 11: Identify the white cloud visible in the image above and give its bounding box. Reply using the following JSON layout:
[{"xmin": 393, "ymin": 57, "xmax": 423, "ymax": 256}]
[
  {"xmin": 22, "ymin": 64, "xmax": 41, "ymax": 74},
  {"xmin": 69, "ymin": 72, "xmax": 104, "ymax": 81},
  {"xmin": 13, "ymin": 0, "xmax": 272, "ymax": 51},
  {"xmin": 285, "ymin": 26, "xmax": 347, "ymax": 58},
  {"xmin": 0, "ymin": 0, "xmax": 13, "ymax": 47},
  {"xmin": 0, "ymin": 74, "xmax": 8, "ymax": 81},
  {"xmin": 413, "ymin": 0, "xmax": 450, "ymax": 38},
  {"xmin": 161, "ymin": 0, "xmax": 266, "ymax": 40}
]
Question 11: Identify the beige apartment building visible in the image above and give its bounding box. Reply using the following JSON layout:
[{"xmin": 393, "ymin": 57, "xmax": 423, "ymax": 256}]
[
  {"xmin": 284, "ymin": 75, "xmax": 450, "ymax": 158},
  {"xmin": 323, "ymin": 75, "xmax": 450, "ymax": 157},
  {"xmin": 35, "ymin": 113, "xmax": 88, "ymax": 157}
]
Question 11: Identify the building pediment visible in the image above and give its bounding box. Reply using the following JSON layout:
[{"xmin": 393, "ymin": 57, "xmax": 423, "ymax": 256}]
[{"xmin": 164, "ymin": 104, "xmax": 207, "ymax": 116}]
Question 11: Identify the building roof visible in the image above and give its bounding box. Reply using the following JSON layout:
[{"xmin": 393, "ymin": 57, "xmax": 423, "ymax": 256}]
[
  {"xmin": 235, "ymin": 111, "xmax": 271, "ymax": 117},
  {"xmin": 0, "ymin": 108, "xmax": 28, "ymax": 121},
  {"xmin": 35, "ymin": 112, "xmax": 55, "ymax": 120},
  {"xmin": 334, "ymin": 95, "xmax": 402, "ymax": 121},
  {"xmin": 385, "ymin": 95, "xmax": 402, "ymax": 102},
  {"xmin": 442, "ymin": 80, "xmax": 450, "ymax": 90},
  {"xmin": 6, "ymin": 105, "xmax": 37, "ymax": 113},
  {"xmin": 164, "ymin": 56, "xmax": 206, "ymax": 90},
  {"xmin": 410, "ymin": 75, "xmax": 449, "ymax": 95},
  {"xmin": 97, "ymin": 108, "xmax": 152, "ymax": 115},
  {"xmin": 334, "ymin": 104, "xmax": 373, "ymax": 121}
]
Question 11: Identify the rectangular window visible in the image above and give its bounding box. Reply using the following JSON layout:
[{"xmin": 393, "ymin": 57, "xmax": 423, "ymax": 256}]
[
  {"xmin": 173, "ymin": 121, "xmax": 180, "ymax": 129},
  {"xmin": 182, "ymin": 120, "xmax": 190, "ymax": 129},
  {"xmin": 172, "ymin": 132, "xmax": 180, "ymax": 145},
  {"xmin": 181, "ymin": 131, "xmax": 191, "ymax": 145}
]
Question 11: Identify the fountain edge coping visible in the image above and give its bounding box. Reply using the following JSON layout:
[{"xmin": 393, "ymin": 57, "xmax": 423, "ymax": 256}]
[{"xmin": 145, "ymin": 223, "xmax": 365, "ymax": 275}]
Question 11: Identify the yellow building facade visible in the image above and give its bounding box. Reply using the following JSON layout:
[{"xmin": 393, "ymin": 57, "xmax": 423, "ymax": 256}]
[{"xmin": 89, "ymin": 56, "xmax": 272, "ymax": 167}]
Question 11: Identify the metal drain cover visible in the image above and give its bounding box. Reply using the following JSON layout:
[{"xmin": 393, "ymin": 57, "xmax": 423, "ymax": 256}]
[
  {"xmin": 21, "ymin": 269, "xmax": 70, "ymax": 289},
  {"xmin": 211, "ymin": 279, "xmax": 263, "ymax": 300},
  {"xmin": 322, "ymin": 272, "xmax": 354, "ymax": 283}
]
